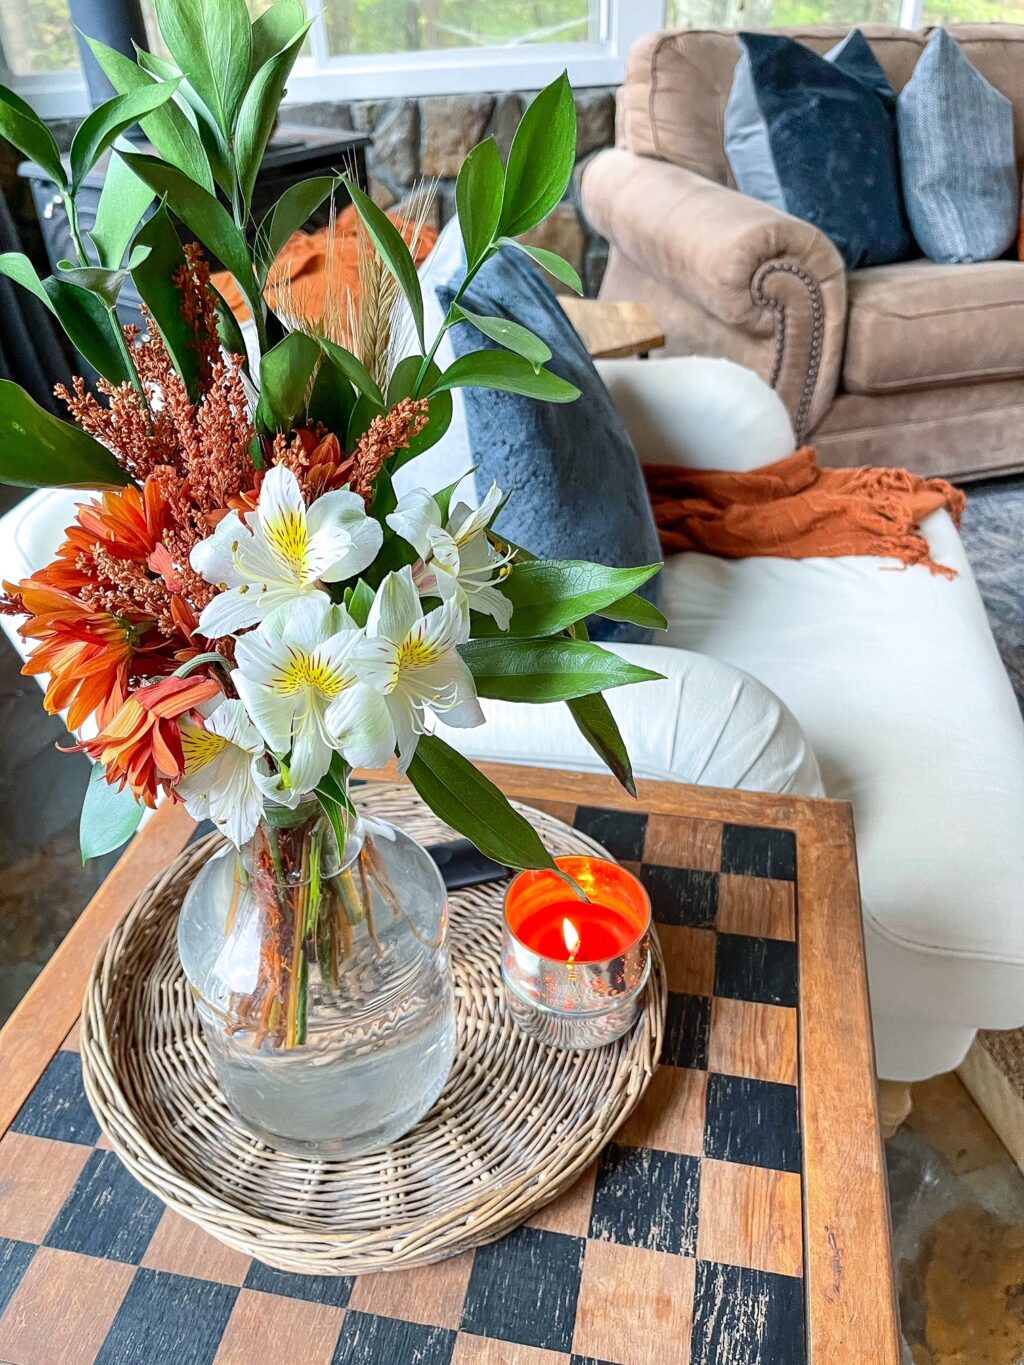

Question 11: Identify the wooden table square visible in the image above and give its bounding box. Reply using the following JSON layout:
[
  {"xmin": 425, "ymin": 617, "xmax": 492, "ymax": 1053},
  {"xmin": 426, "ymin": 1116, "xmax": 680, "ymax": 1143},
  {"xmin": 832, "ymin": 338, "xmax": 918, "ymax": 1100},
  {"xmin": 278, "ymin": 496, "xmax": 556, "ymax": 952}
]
[{"xmin": 0, "ymin": 764, "xmax": 900, "ymax": 1363}]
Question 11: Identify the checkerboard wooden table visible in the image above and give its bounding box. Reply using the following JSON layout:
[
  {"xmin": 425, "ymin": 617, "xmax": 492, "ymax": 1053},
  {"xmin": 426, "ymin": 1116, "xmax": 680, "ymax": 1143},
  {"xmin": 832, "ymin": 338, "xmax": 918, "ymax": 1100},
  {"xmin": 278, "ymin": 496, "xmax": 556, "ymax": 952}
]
[{"xmin": 0, "ymin": 765, "xmax": 900, "ymax": 1364}]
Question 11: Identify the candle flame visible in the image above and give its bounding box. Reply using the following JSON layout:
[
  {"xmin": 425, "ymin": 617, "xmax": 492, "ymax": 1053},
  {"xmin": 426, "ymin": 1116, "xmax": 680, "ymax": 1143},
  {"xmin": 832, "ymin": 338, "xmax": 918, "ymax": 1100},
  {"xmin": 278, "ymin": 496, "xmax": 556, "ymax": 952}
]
[{"xmin": 562, "ymin": 917, "xmax": 581, "ymax": 963}]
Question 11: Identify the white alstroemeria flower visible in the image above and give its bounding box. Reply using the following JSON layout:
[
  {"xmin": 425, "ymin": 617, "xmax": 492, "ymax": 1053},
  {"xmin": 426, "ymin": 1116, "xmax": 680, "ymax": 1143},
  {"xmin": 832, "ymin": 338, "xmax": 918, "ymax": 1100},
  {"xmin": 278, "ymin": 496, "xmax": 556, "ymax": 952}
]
[
  {"xmin": 191, "ymin": 465, "xmax": 382, "ymax": 638},
  {"xmin": 176, "ymin": 699, "xmax": 266, "ymax": 846},
  {"xmin": 386, "ymin": 482, "xmax": 513, "ymax": 630},
  {"xmin": 367, "ymin": 566, "xmax": 484, "ymax": 772},
  {"xmin": 232, "ymin": 596, "xmax": 394, "ymax": 795}
]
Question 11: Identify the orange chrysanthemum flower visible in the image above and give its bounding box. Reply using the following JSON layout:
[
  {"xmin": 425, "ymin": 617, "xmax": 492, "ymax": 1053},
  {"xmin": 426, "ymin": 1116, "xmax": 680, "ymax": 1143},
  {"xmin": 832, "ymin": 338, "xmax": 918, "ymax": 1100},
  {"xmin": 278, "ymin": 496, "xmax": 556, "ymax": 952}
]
[
  {"xmin": 82, "ymin": 674, "xmax": 222, "ymax": 808},
  {"xmin": 15, "ymin": 581, "xmax": 134, "ymax": 732}
]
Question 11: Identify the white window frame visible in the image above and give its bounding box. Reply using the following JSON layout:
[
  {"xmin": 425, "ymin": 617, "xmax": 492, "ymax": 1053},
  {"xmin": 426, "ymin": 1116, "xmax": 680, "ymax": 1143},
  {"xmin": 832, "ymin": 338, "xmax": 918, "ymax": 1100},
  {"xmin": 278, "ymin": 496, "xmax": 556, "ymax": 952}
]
[{"xmin": 3, "ymin": 0, "xmax": 666, "ymax": 118}]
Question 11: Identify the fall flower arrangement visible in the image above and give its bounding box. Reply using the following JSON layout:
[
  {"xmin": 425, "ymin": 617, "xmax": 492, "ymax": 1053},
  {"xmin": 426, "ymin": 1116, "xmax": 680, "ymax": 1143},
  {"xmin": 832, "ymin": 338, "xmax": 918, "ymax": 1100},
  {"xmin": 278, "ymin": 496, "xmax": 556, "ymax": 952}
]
[{"xmin": 0, "ymin": 0, "xmax": 663, "ymax": 1054}]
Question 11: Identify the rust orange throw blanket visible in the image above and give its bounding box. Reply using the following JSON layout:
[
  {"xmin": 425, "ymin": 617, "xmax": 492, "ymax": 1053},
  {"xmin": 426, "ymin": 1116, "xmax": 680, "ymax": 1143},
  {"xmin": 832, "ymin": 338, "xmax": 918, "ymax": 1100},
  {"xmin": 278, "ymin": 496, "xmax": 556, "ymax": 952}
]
[{"xmin": 644, "ymin": 446, "xmax": 966, "ymax": 578}]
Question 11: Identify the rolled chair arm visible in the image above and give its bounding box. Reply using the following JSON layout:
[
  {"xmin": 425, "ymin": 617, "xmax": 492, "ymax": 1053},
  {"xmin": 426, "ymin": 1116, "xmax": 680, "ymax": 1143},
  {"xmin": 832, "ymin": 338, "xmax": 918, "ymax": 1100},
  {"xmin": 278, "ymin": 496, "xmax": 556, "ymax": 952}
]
[
  {"xmin": 442, "ymin": 644, "xmax": 824, "ymax": 799},
  {"xmin": 582, "ymin": 148, "xmax": 848, "ymax": 439}
]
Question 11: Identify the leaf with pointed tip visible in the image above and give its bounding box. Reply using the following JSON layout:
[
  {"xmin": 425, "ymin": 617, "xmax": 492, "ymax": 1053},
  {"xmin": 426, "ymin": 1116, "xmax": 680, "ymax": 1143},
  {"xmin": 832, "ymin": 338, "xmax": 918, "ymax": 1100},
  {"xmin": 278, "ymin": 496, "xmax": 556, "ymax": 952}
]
[
  {"xmin": 70, "ymin": 80, "xmax": 180, "ymax": 190},
  {"xmin": 251, "ymin": 0, "xmax": 307, "ymax": 72},
  {"xmin": 0, "ymin": 252, "xmax": 54, "ymax": 312},
  {"xmin": 0, "ymin": 381, "xmax": 130, "ymax": 489},
  {"xmin": 256, "ymin": 330, "xmax": 321, "ymax": 434},
  {"xmin": 43, "ymin": 278, "xmax": 129, "ymax": 383},
  {"xmin": 308, "ymin": 352, "xmax": 355, "ymax": 435},
  {"xmin": 460, "ymin": 637, "xmax": 661, "ymax": 703},
  {"xmin": 498, "ymin": 237, "xmax": 583, "ymax": 295},
  {"xmin": 256, "ymin": 176, "xmax": 337, "ymax": 283},
  {"xmin": 89, "ymin": 152, "xmax": 155, "ymax": 269},
  {"xmin": 155, "ymin": 0, "xmax": 252, "ymax": 134},
  {"xmin": 236, "ymin": 24, "xmax": 310, "ymax": 215},
  {"xmin": 406, "ymin": 735, "xmax": 555, "ymax": 871},
  {"xmin": 499, "ymin": 73, "xmax": 576, "ymax": 239},
  {"xmin": 57, "ymin": 263, "xmax": 139, "ymax": 309},
  {"xmin": 345, "ymin": 578, "xmax": 374, "ymax": 628},
  {"xmin": 80, "ymin": 763, "xmax": 144, "ymax": 861},
  {"xmin": 344, "ymin": 177, "xmax": 424, "ymax": 351},
  {"xmin": 428, "ymin": 350, "xmax": 578, "ymax": 404},
  {"xmin": 456, "ymin": 136, "xmax": 503, "ymax": 270},
  {"xmin": 318, "ymin": 337, "xmax": 384, "ymax": 408},
  {"xmin": 453, "ymin": 305, "xmax": 551, "ymax": 368},
  {"xmin": 567, "ymin": 693, "xmax": 636, "ymax": 796},
  {"xmin": 594, "ymin": 592, "xmax": 667, "ymax": 632},
  {"xmin": 473, "ymin": 559, "xmax": 662, "ymax": 639},
  {"xmin": 86, "ymin": 39, "xmax": 213, "ymax": 193},
  {"xmin": 0, "ymin": 85, "xmax": 65, "ymax": 189},
  {"xmin": 119, "ymin": 152, "xmax": 263, "ymax": 326},
  {"xmin": 131, "ymin": 205, "xmax": 202, "ymax": 396}
]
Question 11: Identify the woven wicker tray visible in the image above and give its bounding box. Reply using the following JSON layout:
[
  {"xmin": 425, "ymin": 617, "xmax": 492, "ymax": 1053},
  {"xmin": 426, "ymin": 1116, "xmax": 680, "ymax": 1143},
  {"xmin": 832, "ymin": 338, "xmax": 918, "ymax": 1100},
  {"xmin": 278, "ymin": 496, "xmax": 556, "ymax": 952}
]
[{"xmin": 80, "ymin": 785, "xmax": 666, "ymax": 1276}]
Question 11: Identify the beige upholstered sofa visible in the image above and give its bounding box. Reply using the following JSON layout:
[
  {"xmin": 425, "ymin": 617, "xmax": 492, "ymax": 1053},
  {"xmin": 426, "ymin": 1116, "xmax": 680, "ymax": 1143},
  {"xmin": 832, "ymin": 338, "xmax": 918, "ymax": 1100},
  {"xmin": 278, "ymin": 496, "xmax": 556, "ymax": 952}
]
[{"xmin": 582, "ymin": 24, "xmax": 1024, "ymax": 480}]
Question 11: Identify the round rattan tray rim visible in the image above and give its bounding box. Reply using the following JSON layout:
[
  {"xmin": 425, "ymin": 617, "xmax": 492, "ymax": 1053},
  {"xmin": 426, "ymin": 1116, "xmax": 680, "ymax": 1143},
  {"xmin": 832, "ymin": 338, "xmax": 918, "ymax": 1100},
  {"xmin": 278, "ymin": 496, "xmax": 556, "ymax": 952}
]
[{"xmin": 79, "ymin": 790, "xmax": 665, "ymax": 1273}]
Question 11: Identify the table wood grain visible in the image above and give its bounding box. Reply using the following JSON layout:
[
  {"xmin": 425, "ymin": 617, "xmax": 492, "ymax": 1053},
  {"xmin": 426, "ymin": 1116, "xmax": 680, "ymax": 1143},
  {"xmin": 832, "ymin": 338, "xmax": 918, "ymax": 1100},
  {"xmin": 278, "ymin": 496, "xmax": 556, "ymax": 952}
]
[{"xmin": 0, "ymin": 765, "xmax": 900, "ymax": 1363}]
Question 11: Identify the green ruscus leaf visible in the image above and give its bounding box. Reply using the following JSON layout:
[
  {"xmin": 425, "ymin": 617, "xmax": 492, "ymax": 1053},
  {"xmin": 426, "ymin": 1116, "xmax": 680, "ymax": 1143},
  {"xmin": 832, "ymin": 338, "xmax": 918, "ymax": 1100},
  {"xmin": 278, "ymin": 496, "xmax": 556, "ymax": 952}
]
[
  {"xmin": 499, "ymin": 72, "xmax": 576, "ymax": 239},
  {"xmin": 0, "ymin": 381, "xmax": 130, "ymax": 489},
  {"xmin": 81, "ymin": 764, "xmax": 145, "ymax": 862},
  {"xmin": 406, "ymin": 734, "xmax": 555, "ymax": 871},
  {"xmin": 460, "ymin": 637, "xmax": 662, "ymax": 703}
]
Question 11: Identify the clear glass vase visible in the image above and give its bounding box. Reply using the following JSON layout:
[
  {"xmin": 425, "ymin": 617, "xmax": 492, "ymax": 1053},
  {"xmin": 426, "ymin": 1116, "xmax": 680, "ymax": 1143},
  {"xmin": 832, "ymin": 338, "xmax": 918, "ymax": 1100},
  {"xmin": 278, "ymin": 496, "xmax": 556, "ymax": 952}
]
[{"xmin": 177, "ymin": 790, "xmax": 456, "ymax": 1159}]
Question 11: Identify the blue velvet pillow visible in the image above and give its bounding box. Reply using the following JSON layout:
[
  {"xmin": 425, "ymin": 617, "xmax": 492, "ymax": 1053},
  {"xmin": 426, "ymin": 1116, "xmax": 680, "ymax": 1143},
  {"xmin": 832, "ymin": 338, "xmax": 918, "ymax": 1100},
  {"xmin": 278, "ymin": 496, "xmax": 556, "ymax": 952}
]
[
  {"xmin": 434, "ymin": 245, "xmax": 663, "ymax": 644},
  {"xmin": 725, "ymin": 31, "xmax": 913, "ymax": 268}
]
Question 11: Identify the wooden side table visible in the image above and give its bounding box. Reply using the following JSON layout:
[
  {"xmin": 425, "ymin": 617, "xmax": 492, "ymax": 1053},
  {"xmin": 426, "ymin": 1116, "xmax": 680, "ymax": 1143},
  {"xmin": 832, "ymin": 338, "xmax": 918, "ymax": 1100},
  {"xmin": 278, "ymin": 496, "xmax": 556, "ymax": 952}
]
[
  {"xmin": 0, "ymin": 766, "xmax": 900, "ymax": 1364},
  {"xmin": 560, "ymin": 297, "xmax": 666, "ymax": 359}
]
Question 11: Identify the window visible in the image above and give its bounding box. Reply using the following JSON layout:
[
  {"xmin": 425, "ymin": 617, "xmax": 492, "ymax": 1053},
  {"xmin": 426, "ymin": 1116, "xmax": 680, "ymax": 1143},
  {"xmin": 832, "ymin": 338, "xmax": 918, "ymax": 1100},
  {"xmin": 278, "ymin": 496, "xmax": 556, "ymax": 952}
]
[
  {"xmin": 320, "ymin": 1, "xmax": 601, "ymax": 58},
  {"xmin": 665, "ymin": 0, "xmax": 902, "ymax": 24},
  {"xmin": 0, "ymin": 0, "xmax": 78, "ymax": 77}
]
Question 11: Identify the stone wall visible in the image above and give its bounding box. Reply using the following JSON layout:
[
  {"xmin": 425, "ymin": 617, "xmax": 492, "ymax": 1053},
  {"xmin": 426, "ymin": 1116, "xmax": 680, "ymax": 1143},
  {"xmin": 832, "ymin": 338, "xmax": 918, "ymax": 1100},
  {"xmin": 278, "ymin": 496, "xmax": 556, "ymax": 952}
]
[{"xmin": 280, "ymin": 87, "xmax": 616, "ymax": 296}]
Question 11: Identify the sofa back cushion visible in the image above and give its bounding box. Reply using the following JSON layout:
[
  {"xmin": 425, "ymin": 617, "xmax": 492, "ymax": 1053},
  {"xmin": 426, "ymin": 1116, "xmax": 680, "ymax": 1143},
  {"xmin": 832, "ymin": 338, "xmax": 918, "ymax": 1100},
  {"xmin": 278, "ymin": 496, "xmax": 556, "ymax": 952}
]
[{"xmin": 618, "ymin": 24, "xmax": 1024, "ymax": 187}]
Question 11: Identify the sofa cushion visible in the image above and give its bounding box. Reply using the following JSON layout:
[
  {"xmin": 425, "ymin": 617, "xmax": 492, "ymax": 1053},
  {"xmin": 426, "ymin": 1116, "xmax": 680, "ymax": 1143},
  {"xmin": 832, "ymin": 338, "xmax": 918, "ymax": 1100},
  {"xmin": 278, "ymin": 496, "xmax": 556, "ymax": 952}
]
[
  {"xmin": 724, "ymin": 32, "xmax": 912, "ymax": 268},
  {"xmin": 432, "ymin": 236, "xmax": 664, "ymax": 645},
  {"xmin": 898, "ymin": 29, "xmax": 1018, "ymax": 264},
  {"xmin": 659, "ymin": 513, "xmax": 1024, "ymax": 1056},
  {"xmin": 842, "ymin": 259, "xmax": 1024, "ymax": 394}
]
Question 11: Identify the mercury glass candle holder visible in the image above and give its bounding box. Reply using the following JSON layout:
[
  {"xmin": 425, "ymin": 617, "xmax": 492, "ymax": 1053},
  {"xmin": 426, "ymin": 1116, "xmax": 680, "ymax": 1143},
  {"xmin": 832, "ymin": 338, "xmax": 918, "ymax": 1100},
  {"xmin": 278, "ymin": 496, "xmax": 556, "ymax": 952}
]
[{"xmin": 501, "ymin": 855, "xmax": 652, "ymax": 1050}]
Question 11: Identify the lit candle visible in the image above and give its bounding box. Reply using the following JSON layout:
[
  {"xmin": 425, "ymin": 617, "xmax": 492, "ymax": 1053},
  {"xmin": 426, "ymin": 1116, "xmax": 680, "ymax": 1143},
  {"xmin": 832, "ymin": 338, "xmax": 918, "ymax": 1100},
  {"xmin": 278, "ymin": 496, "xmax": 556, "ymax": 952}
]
[{"xmin": 502, "ymin": 856, "xmax": 653, "ymax": 1050}]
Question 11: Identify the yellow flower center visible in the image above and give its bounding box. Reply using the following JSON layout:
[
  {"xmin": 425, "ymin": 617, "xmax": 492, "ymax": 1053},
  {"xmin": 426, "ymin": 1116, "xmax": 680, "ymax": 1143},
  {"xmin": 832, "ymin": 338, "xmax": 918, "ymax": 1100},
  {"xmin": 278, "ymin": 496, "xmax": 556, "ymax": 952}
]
[
  {"xmin": 181, "ymin": 725, "xmax": 229, "ymax": 775},
  {"xmin": 275, "ymin": 650, "xmax": 348, "ymax": 698},
  {"xmin": 398, "ymin": 635, "xmax": 441, "ymax": 670},
  {"xmin": 265, "ymin": 510, "xmax": 309, "ymax": 579}
]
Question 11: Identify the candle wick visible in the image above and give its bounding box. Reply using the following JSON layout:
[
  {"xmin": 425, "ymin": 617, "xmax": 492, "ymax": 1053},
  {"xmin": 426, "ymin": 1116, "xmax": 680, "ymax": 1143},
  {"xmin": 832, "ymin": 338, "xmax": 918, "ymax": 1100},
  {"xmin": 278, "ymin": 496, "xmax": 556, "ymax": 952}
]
[{"xmin": 553, "ymin": 869, "xmax": 591, "ymax": 903}]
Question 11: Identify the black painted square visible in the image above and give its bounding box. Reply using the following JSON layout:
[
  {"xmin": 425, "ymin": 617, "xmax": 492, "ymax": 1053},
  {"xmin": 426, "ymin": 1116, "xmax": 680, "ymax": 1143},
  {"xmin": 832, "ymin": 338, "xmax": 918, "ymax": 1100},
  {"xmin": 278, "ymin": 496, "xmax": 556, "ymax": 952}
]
[
  {"xmin": 590, "ymin": 1144, "xmax": 699, "ymax": 1255},
  {"xmin": 704, "ymin": 1074, "xmax": 800, "ymax": 1174},
  {"xmin": 663, "ymin": 992, "xmax": 711, "ymax": 1070},
  {"xmin": 720, "ymin": 824, "xmax": 796, "ymax": 881},
  {"xmin": 45, "ymin": 1148, "xmax": 164, "ymax": 1263},
  {"xmin": 244, "ymin": 1259, "xmax": 354, "ymax": 1306},
  {"xmin": 715, "ymin": 934, "xmax": 798, "ymax": 1008},
  {"xmin": 0, "ymin": 1237, "xmax": 34, "ymax": 1317},
  {"xmin": 10, "ymin": 1049, "xmax": 101, "ymax": 1146},
  {"xmin": 333, "ymin": 1311, "xmax": 454, "ymax": 1365},
  {"xmin": 461, "ymin": 1225, "xmax": 584, "ymax": 1352},
  {"xmin": 640, "ymin": 865, "xmax": 718, "ymax": 928},
  {"xmin": 690, "ymin": 1260, "xmax": 804, "ymax": 1364},
  {"xmin": 96, "ymin": 1268, "xmax": 237, "ymax": 1365},
  {"xmin": 573, "ymin": 807, "xmax": 648, "ymax": 863}
]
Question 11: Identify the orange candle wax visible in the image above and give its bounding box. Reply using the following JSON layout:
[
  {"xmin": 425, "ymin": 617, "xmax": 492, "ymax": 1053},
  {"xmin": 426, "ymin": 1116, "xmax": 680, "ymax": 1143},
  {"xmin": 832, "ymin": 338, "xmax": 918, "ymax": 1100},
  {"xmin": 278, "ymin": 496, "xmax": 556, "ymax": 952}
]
[{"xmin": 505, "ymin": 856, "xmax": 650, "ymax": 964}]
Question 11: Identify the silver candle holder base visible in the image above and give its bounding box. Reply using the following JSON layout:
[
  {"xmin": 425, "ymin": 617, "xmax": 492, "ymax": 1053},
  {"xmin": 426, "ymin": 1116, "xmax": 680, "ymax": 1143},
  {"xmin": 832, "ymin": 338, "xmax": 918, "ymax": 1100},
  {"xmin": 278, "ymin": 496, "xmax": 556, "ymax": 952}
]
[{"xmin": 502, "ymin": 962, "xmax": 651, "ymax": 1049}]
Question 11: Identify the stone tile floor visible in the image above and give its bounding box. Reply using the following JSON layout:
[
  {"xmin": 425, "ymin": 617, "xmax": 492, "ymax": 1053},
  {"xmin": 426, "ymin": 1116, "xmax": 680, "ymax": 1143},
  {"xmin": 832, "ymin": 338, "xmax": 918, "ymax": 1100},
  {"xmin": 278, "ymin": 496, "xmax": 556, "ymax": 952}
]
[{"xmin": 1, "ymin": 476, "xmax": 1022, "ymax": 1358}]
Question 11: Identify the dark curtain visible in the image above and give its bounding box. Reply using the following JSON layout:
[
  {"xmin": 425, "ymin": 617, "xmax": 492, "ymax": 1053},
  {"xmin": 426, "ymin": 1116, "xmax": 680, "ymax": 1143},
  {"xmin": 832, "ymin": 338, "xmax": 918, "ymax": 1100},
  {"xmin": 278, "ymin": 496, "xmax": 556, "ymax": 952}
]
[{"xmin": 0, "ymin": 191, "xmax": 72, "ymax": 416}]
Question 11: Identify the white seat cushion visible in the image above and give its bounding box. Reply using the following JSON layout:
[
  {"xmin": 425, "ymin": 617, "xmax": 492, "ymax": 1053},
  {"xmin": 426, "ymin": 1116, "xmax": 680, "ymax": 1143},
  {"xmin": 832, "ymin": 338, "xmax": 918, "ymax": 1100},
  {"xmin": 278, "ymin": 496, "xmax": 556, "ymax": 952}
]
[{"xmin": 661, "ymin": 510, "xmax": 1024, "ymax": 1042}]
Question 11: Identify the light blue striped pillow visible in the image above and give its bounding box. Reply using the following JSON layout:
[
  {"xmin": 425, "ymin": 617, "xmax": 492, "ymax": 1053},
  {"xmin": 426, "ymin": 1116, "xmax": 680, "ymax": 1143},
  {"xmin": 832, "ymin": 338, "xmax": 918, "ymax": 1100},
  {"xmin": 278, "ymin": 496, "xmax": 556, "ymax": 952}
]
[{"xmin": 898, "ymin": 29, "xmax": 1018, "ymax": 264}]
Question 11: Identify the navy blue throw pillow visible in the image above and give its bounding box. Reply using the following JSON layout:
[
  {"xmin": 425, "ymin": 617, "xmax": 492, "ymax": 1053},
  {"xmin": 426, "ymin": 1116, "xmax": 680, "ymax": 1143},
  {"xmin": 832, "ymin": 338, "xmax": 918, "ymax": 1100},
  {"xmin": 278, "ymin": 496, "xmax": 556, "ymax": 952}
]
[
  {"xmin": 725, "ymin": 31, "xmax": 913, "ymax": 269},
  {"xmin": 435, "ymin": 245, "xmax": 663, "ymax": 644}
]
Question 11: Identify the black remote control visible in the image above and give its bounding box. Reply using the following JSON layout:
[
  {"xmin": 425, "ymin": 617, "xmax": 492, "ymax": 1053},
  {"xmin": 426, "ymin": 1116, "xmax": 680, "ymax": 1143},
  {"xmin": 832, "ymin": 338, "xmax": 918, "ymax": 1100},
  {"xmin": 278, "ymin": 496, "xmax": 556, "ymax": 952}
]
[{"xmin": 427, "ymin": 839, "xmax": 513, "ymax": 890}]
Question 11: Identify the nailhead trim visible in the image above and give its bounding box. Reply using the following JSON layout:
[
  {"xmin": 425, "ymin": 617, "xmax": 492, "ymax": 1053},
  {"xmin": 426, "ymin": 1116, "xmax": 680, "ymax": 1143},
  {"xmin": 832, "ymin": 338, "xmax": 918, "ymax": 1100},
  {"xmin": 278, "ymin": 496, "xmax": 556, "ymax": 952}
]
[{"xmin": 752, "ymin": 261, "xmax": 826, "ymax": 444}]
